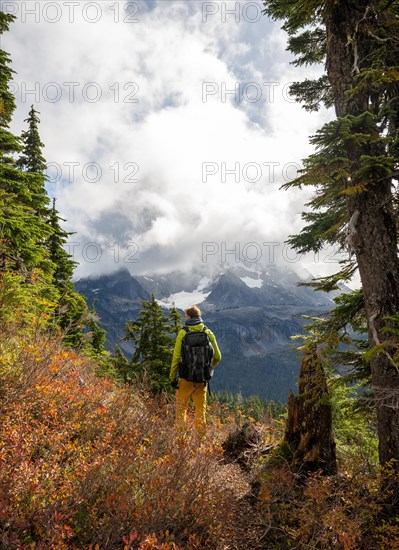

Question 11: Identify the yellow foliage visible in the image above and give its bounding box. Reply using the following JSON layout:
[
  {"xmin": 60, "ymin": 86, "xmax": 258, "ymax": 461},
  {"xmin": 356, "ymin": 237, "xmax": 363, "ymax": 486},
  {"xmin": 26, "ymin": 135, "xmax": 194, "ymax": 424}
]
[{"xmin": 340, "ymin": 182, "xmax": 368, "ymax": 195}]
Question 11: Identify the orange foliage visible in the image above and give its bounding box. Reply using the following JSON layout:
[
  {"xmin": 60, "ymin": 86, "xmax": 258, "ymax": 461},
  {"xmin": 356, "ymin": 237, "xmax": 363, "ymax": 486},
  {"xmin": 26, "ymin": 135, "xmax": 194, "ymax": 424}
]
[
  {"xmin": 4, "ymin": 293, "xmax": 395, "ymax": 548},
  {"xmin": 257, "ymin": 458, "xmax": 399, "ymax": 549},
  {"xmin": 0, "ymin": 336, "xmax": 236, "ymax": 549}
]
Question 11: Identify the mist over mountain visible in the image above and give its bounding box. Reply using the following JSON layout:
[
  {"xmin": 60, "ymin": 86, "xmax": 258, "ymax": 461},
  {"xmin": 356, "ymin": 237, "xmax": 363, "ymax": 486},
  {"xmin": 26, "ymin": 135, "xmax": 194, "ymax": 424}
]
[{"xmin": 76, "ymin": 264, "xmax": 341, "ymax": 401}]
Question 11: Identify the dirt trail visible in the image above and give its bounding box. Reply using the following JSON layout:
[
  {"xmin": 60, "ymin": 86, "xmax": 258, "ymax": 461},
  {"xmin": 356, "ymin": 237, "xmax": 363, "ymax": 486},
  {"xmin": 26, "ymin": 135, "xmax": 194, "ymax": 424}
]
[{"xmin": 215, "ymin": 463, "xmax": 265, "ymax": 550}]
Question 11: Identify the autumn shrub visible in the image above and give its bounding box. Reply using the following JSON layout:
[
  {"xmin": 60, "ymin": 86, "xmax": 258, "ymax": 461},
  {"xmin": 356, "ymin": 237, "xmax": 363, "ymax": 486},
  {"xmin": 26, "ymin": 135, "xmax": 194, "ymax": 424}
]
[
  {"xmin": 256, "ymin": 445, "xmax": 399, "ymax": 549},
  {"xmin": 0, "ymin": 328, "xmax": 238, "ymax": 549},
  {"xmin": 258, "ymin": 465, "xmax": 362, "ymax": 547}
]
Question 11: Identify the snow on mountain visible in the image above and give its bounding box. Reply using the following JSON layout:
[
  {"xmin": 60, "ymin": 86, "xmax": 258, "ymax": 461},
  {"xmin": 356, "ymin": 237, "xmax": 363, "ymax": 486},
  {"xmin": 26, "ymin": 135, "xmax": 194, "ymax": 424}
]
[
  {"xmin": 136, "ymin": 263, "xmax": 338, "ymax": 310},
  {"xmin": 75, "ymin": 264, "xmax": 345, "ymax": 401},
  {"xmin": 240, "ymin": 276, "xmax": 263, "ymax": 288},
  {"xmin": 157, "ymin": 276, "xmax": 212, "ymax": 309},
  {"xmin": 157, "ymin": 290, "xmax": 211, "ymax": 309}
]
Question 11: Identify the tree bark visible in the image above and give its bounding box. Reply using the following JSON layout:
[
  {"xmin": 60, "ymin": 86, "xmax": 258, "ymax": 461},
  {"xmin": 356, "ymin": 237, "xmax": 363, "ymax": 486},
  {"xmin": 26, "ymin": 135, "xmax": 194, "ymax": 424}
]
[
  {"xmin": 325, "ymin": 0, "xmax": 399, "ymax": 476},
  {"xmin": 285, "ymin": 348, "xmax": 337, "ymax": 475}
]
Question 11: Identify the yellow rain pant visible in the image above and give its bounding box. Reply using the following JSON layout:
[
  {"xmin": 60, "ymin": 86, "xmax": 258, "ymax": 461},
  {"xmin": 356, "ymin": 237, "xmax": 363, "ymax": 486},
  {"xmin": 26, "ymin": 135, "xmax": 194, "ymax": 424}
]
[{"xmin": 175, "ymin": 378, "xmax": 207, "ymax": 437}]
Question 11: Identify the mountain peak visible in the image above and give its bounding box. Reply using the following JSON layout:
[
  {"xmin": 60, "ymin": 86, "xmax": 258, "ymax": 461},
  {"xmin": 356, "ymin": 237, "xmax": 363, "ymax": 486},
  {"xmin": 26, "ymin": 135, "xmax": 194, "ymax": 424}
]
[
  {"xmin": 206, "ymin": 269, "xmax": 261, "ymax": 309},
  {"xmin": 75, "ymin": 268, "xmax": 149, "ymax": 301},
  {"xmin": 218, "ymin": 270, "xmax": 247, "ymax": 286}
]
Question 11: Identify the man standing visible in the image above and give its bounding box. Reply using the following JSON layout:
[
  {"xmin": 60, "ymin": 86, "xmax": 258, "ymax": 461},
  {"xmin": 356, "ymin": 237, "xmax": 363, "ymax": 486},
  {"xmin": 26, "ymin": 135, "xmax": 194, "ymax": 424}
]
[{"xmin": 170, "ymin": 305, "xmax": 221, "ymax": 437}]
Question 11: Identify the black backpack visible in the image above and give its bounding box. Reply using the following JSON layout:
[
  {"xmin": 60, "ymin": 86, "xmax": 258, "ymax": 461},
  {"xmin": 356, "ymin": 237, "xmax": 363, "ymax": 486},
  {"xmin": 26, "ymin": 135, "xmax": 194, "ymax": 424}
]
[{"xmin": 179, "ymin": 327, "xmax": 214, "ymax": 383}]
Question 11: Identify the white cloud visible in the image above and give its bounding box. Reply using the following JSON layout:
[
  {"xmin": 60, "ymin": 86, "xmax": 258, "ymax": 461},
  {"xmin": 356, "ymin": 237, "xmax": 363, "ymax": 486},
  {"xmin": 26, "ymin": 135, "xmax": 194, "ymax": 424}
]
[{"xmin": 4, "ymin": 0, "xmax": 341, "ymax": 279}]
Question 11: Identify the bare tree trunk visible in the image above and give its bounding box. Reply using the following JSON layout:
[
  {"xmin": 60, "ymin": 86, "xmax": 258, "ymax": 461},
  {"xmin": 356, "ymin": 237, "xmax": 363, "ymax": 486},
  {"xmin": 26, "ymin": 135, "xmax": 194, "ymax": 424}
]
[
  {"xmin": 325, "ymin": 0, "xmax": 399, "ymax": 478},
  {"xmin": 285, "ymin": 348, "xmax": 337, "ymax": 475}
]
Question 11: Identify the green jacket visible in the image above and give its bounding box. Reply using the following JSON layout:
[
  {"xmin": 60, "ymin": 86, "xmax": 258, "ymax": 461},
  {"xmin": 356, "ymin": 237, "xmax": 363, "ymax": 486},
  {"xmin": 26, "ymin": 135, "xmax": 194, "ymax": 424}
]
[{"xmin": 170, "ymin": 322, "xmax": 221, "ymax": 382}]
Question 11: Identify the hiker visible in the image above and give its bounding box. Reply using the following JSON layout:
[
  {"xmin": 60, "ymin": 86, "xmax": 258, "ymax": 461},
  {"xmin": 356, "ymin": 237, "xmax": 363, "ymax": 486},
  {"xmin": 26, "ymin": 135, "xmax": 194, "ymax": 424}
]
[{"xmin": 170, "ymin": 304, "xmax": 221, "ymax": 437}]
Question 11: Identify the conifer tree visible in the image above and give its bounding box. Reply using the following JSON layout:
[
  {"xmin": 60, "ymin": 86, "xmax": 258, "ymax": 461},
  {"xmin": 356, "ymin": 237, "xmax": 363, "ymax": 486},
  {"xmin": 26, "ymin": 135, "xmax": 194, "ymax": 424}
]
[
  {"xmin": 15, "ymin": 101, "xmax": 90, "ymax": 349},
  {"xmin": 56, "ymin": 288, "xmax": 89, "ymax": 349},
  {"xmin": 47, "ymin": 198, "xmax": 75, "ymax": 286},
  {"xmin": 16, "ymin": 107, "xmax": 73, "ymax": 280},
  {"xmin": 0, "ymin": 14, "xmax": 107, "ymax": 357},
  {"xmin": 169, "ymin": 303, "xmax": 183, "ymax": 335},
  {"xmin": 86, "ymin": 302, "xmax": 107, "ymax": 355},
  {"xmin": 16, "ymin": 105, "xmax": 49, "ymax": 217},
  {"xmin": 111, "ymin": 344, "xmax": 131, "ymax": 382},
  {"xmin": 0, "ymin": 13, "xmax": 50, "ymax": 271},
  {"xmin": 123, "ymin": 295, "xmax": 182, "ymax": 392},
  {"xmin": 262, "ymin": 0, "xmax": 399, "ymax": 482},
  {"xmin": 16, "ymin": 105, "xmax": 46, "ymax": 174},
  {"xmin": 0, "ymin": 14, "xmax": 17, "ymax": 144}
]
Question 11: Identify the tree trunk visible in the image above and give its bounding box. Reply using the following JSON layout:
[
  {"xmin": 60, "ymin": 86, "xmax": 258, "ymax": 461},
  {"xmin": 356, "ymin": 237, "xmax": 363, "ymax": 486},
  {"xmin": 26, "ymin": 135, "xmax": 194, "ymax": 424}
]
[
  {"xmin": 325, "ymin": 0, "xmax": 399, "ymax": 477},
  {"xmin": 285, "ymin": 348, "xmax": 337, "ymax": 475}
]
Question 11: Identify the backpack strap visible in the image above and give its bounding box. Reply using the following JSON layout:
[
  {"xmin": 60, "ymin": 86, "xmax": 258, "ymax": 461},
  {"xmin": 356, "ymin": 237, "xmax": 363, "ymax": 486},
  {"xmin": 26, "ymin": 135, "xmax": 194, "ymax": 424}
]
[{"xmin": 184, "ymin": 325, "xmax": 208, "ymax": 333}]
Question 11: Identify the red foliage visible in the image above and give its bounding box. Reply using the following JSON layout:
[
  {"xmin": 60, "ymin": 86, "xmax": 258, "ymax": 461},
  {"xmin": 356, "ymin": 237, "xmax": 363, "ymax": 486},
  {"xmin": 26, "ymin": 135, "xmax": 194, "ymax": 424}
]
[{"xmin": 0, "ymin": 338, "xmax": 234, "ymax": 549}]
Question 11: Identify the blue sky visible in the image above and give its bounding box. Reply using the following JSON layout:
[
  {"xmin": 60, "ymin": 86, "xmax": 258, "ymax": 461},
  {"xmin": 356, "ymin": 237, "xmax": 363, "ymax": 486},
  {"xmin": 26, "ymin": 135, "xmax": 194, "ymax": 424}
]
[{"xmin": 2, "ymin": 0, "xmax": 343, "ymax": 279}]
